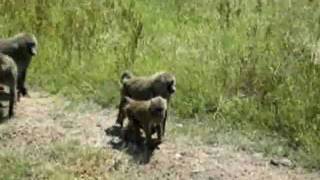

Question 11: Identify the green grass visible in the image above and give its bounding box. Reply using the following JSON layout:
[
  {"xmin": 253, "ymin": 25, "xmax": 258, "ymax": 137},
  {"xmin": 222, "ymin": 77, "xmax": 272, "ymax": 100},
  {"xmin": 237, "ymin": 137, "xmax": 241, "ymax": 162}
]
[
  {"xmin": 0, "ymin": 0, "xmax": 320, "ymax": 169},
  {"xmin": 0, "ymin": 141, "xmax": 120, "ymax": 179}
]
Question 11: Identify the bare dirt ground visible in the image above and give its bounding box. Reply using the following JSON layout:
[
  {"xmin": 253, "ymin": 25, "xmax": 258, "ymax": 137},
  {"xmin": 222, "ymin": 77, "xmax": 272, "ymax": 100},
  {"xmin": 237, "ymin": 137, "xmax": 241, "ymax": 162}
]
[{"xmin": 0, "ymin": 92, "xmax": 319, "ymax": 180}]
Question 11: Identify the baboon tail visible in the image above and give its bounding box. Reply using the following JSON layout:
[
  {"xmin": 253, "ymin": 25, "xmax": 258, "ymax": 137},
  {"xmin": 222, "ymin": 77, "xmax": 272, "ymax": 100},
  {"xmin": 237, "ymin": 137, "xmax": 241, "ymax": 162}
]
[{"xmin": 121, "ymin": 71, "xmax": 133, "ymax": 84}]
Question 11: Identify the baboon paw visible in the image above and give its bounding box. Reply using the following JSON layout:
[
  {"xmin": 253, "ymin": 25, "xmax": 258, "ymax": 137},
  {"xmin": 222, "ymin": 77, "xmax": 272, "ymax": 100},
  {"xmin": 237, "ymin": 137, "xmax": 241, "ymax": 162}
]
[{"xmin": 115, "ymin": 122, "xmax": 123, "ymax": 128}]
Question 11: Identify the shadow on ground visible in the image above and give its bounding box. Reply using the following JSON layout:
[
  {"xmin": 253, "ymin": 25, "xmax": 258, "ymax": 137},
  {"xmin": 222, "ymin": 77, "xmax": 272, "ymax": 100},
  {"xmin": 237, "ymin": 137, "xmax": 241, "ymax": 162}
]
[{"xmin": 104, "ymin": 125, "xmax": 160, "ymax": 164}]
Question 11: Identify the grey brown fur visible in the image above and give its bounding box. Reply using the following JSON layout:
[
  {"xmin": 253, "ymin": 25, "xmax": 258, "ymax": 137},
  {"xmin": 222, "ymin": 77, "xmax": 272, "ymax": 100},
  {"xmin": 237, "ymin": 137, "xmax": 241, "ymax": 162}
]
[
  {"xmin": 0, "ymin": 53, "xmax": 18, "ymax": 118},
  {"xmin": 123, "ymin": 96, "xmax": 167, "ymax": 148},
  {"xmin": 0, "ymin": 33, "xmax": 38, "ymax": 100},
  {"xmin": 116, "ymin": 71, "xmax": 176, "ymax": 136}
]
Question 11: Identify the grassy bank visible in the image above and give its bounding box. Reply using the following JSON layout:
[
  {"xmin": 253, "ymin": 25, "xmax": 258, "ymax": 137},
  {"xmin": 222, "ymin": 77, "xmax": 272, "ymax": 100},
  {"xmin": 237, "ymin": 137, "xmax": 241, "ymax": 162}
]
[{"xmin": 0, "ymin": 0, "xmax": 319, "ymax": 168}]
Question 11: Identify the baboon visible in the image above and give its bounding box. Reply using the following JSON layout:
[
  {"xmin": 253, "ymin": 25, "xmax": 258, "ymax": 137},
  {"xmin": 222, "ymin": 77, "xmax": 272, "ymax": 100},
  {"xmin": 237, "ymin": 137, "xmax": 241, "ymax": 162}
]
[
  {"xmin": 123, "ymin": 96, "xmax": 167, "ymax": 148},
  {"xmin": 0, "ymin": 53, "xmax": 18, "ymax": 118},
  {"xmin": 0, "ymin": 33, "xmax": 38, "ymax": 100},
  {"xmin": 116, "ymin": 71, "xmax": 176, "ymax": 136}
]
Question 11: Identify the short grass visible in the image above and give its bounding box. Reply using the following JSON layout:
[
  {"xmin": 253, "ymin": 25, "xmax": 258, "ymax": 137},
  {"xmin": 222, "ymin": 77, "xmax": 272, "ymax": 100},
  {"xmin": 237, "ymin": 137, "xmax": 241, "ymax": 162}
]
[
  {"xmin": 0, "ymin": 141, "xmax": 117, "ymax": 180},
  {"xmin": 0, "ymin": 0, "xmax": 319, "ymax": 169}
]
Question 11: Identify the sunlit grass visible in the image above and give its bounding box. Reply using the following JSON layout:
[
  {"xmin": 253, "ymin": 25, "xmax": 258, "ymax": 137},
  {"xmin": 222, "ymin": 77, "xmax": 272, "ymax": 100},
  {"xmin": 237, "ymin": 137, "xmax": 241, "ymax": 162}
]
[{"xmin": 0, "ymin": 0, "xmax": 319, "ymax": 169}]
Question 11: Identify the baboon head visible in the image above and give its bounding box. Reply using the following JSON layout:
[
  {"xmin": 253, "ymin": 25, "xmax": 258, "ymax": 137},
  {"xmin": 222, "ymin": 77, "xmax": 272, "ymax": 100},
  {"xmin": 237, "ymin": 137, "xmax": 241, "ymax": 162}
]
[
  {"xmin": 149, "ymin": 96, "xmax": 167, "ymax": 119},
  {"xmin": 121, "ymin": 71, "xmax": 134, "ymax": 83},
  {"xmin": 13, "ymin": 33, "xmax": 38, "ymax": 58},
  {"xmin": 153, "ymin": 72, "xmax": 176, "ymax": 99}
]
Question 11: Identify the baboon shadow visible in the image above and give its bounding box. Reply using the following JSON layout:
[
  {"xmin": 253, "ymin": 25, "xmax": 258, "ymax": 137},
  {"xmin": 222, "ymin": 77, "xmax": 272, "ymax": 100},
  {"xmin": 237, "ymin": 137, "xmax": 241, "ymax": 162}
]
[{"xmin": 104, "ymin": 125, "xmax": 160, "ymax": 164}]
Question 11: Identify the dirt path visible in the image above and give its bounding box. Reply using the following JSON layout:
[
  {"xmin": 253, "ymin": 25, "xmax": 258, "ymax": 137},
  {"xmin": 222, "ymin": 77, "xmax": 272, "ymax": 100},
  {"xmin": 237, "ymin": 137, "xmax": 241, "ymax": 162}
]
[{"xmin": 0, "ymin": 92, "xmax": 319, "ymax": 180}]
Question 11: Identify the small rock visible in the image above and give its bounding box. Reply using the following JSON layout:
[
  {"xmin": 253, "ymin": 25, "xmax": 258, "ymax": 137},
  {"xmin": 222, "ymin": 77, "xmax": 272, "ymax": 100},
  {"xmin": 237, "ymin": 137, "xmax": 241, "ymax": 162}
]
[
  {"xmin": 175, "ymin": 153, "xmax": 182, "ymax": 159},
  {"xmin": 270, "ymin": 158, "xmax": 294, "ymax": 167},
  {"xmin": 180, "ymin": 151, "xmax": 187, "ymax": 156},
  {"xmin": 192, "ymin": 166, "xmax": 205, "ymax": 173},
  {"xmin": 253, "ymin": 152, "xmax": 263, "ymax": 159}
]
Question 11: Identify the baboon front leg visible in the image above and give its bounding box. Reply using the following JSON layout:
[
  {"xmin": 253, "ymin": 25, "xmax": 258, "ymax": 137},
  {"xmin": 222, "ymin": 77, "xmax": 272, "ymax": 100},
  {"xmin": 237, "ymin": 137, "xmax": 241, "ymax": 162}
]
[
  {"xmin": 17, "ymin": 70, "xmax": 28, "ymax": 97},
  {"xmin": 145, "ymin": 125, "xmax": 153, "ymax": 148},
  {"xmin": 116, "ymin": 98, "xmax": 127, "ymax": 127},
  {"xmin": 162, "ymin": 109, "xmax": 168, "ymax": 136},
  {"xmin": 8, "ymin": 87, "xmax": 15, "ymax": 118},
  {"xmin": 156, "ymin": 124, "xmax": 162, "ymax": 142}
]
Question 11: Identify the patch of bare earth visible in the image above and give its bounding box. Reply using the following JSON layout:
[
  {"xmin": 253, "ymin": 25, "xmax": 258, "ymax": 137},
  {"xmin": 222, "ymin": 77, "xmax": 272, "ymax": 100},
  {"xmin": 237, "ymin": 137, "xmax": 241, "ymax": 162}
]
[{"xmin": 0, "ymin": 92, "xmax": 319, "ymax": 180}]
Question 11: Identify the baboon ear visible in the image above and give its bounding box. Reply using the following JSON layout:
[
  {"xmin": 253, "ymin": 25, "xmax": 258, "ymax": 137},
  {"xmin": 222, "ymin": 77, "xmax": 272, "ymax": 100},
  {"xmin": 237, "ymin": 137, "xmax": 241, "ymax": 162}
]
[{"xmin": 12, "ymin": 43, "xmax": 19, "ymax": 50}]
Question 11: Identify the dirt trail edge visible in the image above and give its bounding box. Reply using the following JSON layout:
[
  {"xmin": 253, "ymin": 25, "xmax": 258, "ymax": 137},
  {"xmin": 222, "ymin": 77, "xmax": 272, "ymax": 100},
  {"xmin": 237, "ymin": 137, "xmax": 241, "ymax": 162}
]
[{"xmin": 0, "ymin": 92, "xmax": 319, "ymax": 180}]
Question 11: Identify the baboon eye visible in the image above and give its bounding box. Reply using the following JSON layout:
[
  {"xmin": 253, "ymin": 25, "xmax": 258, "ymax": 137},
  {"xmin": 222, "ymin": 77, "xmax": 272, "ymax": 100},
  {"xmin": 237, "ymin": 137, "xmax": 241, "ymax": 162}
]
[
  {"xmin": 27, "ymin": 42, "xmax": 35, "ymax": 47},
  {"xmin": 155, "ymin": 108, "xmax": 163, "ymax": 113}
]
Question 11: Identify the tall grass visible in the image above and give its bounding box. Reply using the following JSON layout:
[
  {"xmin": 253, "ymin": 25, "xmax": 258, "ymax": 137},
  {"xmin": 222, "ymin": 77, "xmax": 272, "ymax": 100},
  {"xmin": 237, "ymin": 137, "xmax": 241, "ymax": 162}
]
[{"xmin": 0, "ymin": 0, "xmax": 319, "ymax": 168}]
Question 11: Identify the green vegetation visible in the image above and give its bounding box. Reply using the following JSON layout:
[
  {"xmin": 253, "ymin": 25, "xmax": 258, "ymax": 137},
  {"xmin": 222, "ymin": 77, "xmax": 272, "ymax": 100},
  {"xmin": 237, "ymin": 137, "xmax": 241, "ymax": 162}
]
[
  {"xmin": 0, "ymin": 141, "xmax": 114, "ymax": 179},
  {"xmin": 0, "ymin": 0, "xmax": 319, "ymax": 169}
]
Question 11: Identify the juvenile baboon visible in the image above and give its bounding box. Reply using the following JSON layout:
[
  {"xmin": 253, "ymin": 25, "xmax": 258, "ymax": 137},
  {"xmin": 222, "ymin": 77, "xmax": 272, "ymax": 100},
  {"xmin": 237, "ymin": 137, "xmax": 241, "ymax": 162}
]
[
  {"xmin": 0, "ymin": 53, "xmax": 18, "ymax": 118},
  {"xmin": 0, "ymin": 33, "xmax": 38, "ymax": 99},
  {"xmin": 123, "ymin": 96, "xmax": 167, "ymax": 148},
  {"xmin": 116, "ymin": 71, "xmax": 176, "ymax": 136}
]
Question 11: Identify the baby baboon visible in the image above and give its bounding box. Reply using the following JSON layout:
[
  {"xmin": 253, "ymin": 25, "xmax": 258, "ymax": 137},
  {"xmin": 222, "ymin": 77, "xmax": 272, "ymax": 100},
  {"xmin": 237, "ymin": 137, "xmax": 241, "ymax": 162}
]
[
  {"xmin": 123, "ymin": 96, "xmax": 167, "ymax": 148},
  {"xmin": 116, "ymin": 71, "xmax": 176, "ymax": 136},
  {"xmin": 0, "ymin": 33, "xmax": 38, "ymax": 99},
  {"xmin": 0, "ymin": 53, "xmax": 18, "ymax": 118}
]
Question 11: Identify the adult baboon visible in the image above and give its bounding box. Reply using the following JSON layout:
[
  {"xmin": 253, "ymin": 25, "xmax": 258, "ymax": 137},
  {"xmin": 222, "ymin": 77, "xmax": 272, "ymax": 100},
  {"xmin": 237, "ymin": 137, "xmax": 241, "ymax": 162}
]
[
  {"xmin": 0, "ymin": 53, "xmax": 18, "ymax": 118},
  {"xmin": 123, "ymin": 96, "xmax": 167, "ymax": 148},
  {"xmin": 116, "ymin": 71, "xmax": 176, "ymax": 136},
  {"xmin": 0, "ymin": 33, "xmax": 38, "ymax": 100}
]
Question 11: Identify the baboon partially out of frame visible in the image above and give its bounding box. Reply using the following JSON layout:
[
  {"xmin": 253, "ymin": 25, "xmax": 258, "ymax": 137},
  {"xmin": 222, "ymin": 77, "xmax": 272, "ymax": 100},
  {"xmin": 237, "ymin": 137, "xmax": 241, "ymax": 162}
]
[
  {"xmin": 0, "ymin": 33, "xmax": 38, "ymax": 100},
  {"xmin": 123, "ymin": 96, "xmax": 167, "ymax": 148},
  {"xmin": 0, "ymin": 53, "xmax": 18, "ymax": 118},
  {"xmin": 116, "ymin": 71, "xmax": 176, "ymax": 136}
]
